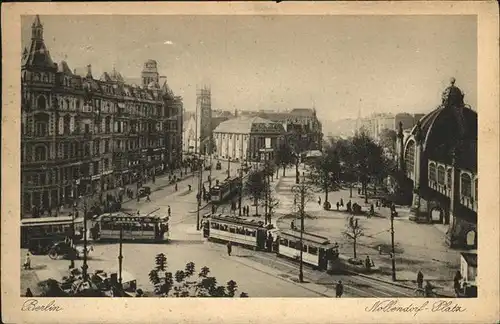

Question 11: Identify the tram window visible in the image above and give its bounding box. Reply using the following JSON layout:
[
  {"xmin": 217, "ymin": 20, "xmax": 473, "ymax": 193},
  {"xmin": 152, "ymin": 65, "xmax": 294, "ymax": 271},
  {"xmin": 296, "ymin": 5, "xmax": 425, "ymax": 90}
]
[
  {"xmin": 289, "ymin": 241, "xmax": 296, "ymax": 249},
  {"xmin": 53, "ymin": 225, "xmax": 60, "ymax": 233},
  {"xmin": 280, "ymin": 238, "xmax": 288, "ymax": 246},
  {"xmin": 229, "ymin": 227, "xmax": 236, "ymax": 234},
  {"xmin": 302, "ymin": 244, "xmax": 308, "ymax": 252},
  {"xmin": 309, "ymin": 246, "xmax": 318, "ymax": 255}
]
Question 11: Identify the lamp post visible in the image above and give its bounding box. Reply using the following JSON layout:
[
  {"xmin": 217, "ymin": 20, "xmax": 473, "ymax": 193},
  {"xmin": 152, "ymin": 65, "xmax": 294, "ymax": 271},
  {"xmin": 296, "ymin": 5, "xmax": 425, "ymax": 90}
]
[
  {"xmin": 238, "ymin": 161, "xmax": 243, "ymax": 216},
  {"xmin": 196, "ymin": 150, "xmax": 203, "ymax": 231},
  {"xmin": 291, "ymin": 172, "xmax": 309, "ymax": 283},
  {"xmin": 390, "ymin": 209, "xmax": 397, "ymax": 281},
  {"xmin": 69, "ymin": 201, "xmax": 76, "ymax": 269},
  {"xmin": 78, "ymin": 195, "xmax": 89, "ymax": 280},
  {"xmin": 227, "ymin": 157, "xmax": 231, "ymax": 178},
  {"xmin": 118, "ymin": 225, "xmax": 123, "ymax": 288}
]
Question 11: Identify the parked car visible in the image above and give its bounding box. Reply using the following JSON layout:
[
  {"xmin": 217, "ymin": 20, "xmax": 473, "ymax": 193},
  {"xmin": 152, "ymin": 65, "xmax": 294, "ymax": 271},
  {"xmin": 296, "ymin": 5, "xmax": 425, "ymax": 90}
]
[{"xmin": 138, "ymin": 186, "xmax": 151, "ymax": 197}]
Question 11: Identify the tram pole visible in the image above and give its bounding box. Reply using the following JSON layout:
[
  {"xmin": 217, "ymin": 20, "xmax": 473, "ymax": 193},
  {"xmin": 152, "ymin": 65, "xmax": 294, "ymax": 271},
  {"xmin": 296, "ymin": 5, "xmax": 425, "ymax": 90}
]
[
  {"xmin": 299, "ymin": 172, "xmax": 305, "ymax": 283},
  {"xmin": 82, "ymin": 200, "xmax": 88, "ymax": 280},
  {"xmin": 70, "ymin": 202, "xmax": 76, "ymax": 269},
  {"xmin": 390, "ymin": 211, "xmax": 397, "ymax": 281},
  {"xmin": 238, "ymin": 163, "xmax": 243, "ymax": 216},
  {"xmin": 118, "ymin": 225, "xmax": 123, "ymax": 287},
  {"xmin": 196, "ymin": 157, "xmax": 203, "ymax": 231}
]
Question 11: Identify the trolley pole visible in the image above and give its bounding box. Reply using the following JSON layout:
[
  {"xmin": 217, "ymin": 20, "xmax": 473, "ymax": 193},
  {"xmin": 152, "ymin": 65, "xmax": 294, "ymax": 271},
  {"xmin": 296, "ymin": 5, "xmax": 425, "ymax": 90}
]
[
  {"xmin": 82, "ymin": 201, "xmax": 88, "ymax": 280},
  {"xmin": 299, "ymin": 173, "xmax": 305, "ymax": 283},
  {"xmin": 196, "ymin": 158, "xmax": 203, "ymax": 231},
  {"xmin": 118, "ymin": 225, "xmax": 123, "ymax": 287},
  {"xmin": 390, "ymin": 211, "xmax": 396, "ymax": 281},
  {"xmin": 238, "ymin": 164, "xmax": 243, "ymax": 216}
]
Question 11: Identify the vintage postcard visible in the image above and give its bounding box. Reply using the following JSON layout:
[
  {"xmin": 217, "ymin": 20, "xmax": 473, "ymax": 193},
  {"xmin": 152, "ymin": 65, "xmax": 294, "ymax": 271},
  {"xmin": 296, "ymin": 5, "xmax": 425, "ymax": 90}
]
[{"xmin": 2, "ymin": 2, "xmax": 499, "ymax": 323}]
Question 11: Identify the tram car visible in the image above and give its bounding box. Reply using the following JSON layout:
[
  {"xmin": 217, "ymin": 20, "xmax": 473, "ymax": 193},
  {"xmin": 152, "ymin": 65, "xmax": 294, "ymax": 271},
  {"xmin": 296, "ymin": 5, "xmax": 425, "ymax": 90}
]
[
  {"xmin": 204, "ymin": 214, "xmax": 272, "ymax": 251},
  {"xmin": 209, "ymin": 176, "xmax": 241, "ymax": 204},
  {"xmin": 276, "ymin": 229, "xmax": 338, "ymax": 271}
]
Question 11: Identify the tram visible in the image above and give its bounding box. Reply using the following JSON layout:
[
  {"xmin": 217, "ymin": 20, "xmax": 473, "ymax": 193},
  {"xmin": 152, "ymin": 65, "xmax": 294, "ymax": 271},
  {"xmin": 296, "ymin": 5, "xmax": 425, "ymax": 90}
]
[
  {"xmin": 209, "ymin": 176, "xmax": 241, "ymax": 204},
  {"xmin": 91, "ymin": 211, "xmax": 169, "ymax": 243},
  {"xmin": 21, "ymin": 216, "xmax": 85, "ymax": 254},
  {"xmin": 276, "ymin": 229, "xmax": 338, "ymax": 271},
  {"xmin": 204, "ymin": 214, "xmax": 271, "ymax": 250}
]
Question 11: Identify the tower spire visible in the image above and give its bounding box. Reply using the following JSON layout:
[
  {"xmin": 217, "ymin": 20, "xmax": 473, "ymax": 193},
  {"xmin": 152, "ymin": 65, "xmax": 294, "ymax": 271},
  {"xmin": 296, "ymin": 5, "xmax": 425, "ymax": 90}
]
[{"xmin": 31, "ymin": 15, "xmax": 44, "ymax": 40}]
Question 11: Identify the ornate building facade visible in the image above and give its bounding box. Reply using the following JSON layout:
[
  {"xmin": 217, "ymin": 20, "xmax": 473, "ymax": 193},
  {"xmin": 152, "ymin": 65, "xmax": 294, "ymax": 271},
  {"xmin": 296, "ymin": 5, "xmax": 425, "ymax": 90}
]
[
  {"xmin": 395, "ymin": 78, "xmax": 477, "ymax": 249},
  {"xmin": 21, "ymin": 15, "xmax": 183, "ymax": 217}
]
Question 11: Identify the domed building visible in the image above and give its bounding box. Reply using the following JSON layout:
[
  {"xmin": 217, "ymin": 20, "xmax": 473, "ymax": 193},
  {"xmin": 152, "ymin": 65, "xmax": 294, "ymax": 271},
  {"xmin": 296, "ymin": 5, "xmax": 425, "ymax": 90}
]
[{"xmin": 395, "ymin": 78, "xmax": 477, "ymax": 249}]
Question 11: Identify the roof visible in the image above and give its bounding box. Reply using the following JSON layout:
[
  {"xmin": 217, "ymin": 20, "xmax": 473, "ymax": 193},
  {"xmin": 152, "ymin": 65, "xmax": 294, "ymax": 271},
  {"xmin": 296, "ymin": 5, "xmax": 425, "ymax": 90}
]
[
  {"xmin": 211, "ymin": 214, "xmax": 265, "ymax": 228},
  {"xmin": 289, "ymin": 108, "xmax": 315, "ymax": 117},
  {"xmin": 57, "ymin": 61, "xmax": 73, "ymax": 75},
  {"xmin": 213, "ymin": 116, "xmax": 284, "ymax": 134},
  {"xmin": 279, "ymin": 229, "xmax": 331, "ymax": 245},
  {"xmin": 21, "ymin": 216, "xmax": 84, "ymax": 226},
  {"xmin": 460, "ymin": 252, "xmax": 477, "ymax": 267}
]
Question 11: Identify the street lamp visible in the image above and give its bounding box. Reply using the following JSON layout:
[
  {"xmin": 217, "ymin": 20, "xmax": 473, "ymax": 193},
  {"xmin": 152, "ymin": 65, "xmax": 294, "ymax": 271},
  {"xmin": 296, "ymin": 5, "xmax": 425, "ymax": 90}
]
[
  {"xmin": 227, "ymin": 157, "xmax": 231, "ymax": 178},
  {"xmin": 291, "ymin": 172, "xmax": 310, "ymax": 283},
  {"xmin": 77, "ymin": 195, "xmax": 89, "ymax": 280}
]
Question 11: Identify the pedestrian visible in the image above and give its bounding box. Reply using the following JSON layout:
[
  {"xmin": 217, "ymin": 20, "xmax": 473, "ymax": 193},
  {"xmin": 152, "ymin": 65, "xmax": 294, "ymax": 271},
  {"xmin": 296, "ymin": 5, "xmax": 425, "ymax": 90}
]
[
  {"xmin": 335, "ymin": 280, "xmax": 344, "ymax": 298},
  {"xmin": 453, "ymin": 271, "xmax": 463, "ymax": 297},
  {"xmin": 23, "ymin": 252, "xmax": 31, "ymax": 270},
  {"xmin": 146, "ymin": 194, "xmax": 151, "ymax": 202},
  {"xmin": 175, "ymin": 183, "xmax": 178, "ymax": 191},
  {"xmin": 369, "ymin": 204, "xmax": 374, "ymax": 217},
  {"xmin": 188, "ymin": 185, "xmax": 192, "ymax": 191},
  {"xmin": 340, "ymin": 198, "xmax": 344, "ymax": 207},
  {"xmin": 424, "ymin": 280, "xmax": 434, "ymax": 297},
  {"xmin": 136, "ymin": 194, "xmax": 140, "ymax": 202},
  {"xmin": 137, "ymin": 210, "xmax": 140, "ymax": 216},
  {"xmin": 226, "ymin": 241, "xmax": 232, "ymax": 256},
  {"xmin": 365, "ymin": 256, "xmax": 374, "ymax": 271},
  {"xmin": 291, "ymin": 219, "xmax": 295, "ymax": 230},
  {"xmin": 417, "ymin": 270, "xmax": 424, "ymax": 289},
  {"xmin": 168, "ymin": 206, "xmax": 171, "ymax": 217},
  {"xmin": 25, "ymin": 288, "xmax": 34, "ymax": 297},
  {"xmin": 318, "ymin": 197, "xmax": 321, "ymax": 206},
  {"xmin": 294, "ymin": 197, "xmax": 297, "ymax": 206},
  {"xmin": 336, "ymin": 202, "xmax": 340, "ymax": 210}
]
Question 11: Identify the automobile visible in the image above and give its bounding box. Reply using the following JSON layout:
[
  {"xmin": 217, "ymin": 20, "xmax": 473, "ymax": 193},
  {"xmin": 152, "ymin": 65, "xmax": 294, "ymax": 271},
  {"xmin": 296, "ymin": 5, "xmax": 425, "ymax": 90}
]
[
  {"xmin": 204, "ymin": 164, "xmax": 212, "ymax": 171},
  {"xmin": 48, "ymin": 241, "xmax": 94, "ymax": 260},
  {"xmin": 215, "ymin": 161, "xmax": 222, "ymax": 170}
]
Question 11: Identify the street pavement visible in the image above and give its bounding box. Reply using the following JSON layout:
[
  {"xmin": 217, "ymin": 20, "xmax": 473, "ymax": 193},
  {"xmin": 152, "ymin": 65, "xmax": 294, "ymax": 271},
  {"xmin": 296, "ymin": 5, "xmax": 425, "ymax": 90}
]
[
  {"xmin": 21, "ymin": 162, "xmax": 327, "ymax": 297},
  {"xmin": 272, "ymin": 167, "xmax": 460, "ymax": 296}
]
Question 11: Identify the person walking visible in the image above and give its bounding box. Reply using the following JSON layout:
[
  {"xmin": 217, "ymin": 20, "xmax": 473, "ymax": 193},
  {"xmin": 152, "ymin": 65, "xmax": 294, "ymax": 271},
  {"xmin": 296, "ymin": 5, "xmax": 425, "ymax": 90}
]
[
  {"xmin": 335, "ymin": 280, "xmax": 344, "ymax": 298},
  {"xmin": 175, "ymin": 183, "xmax": 178, "ymax": 191},
  {"xmin": 226, "ymin": 241, "xmax": 232, "ymax": 256},
  {"xmin": 417, "ymin": 270, "xmax": 424, "ymax": 289},
  {"xmin": 336, "ymin": 202, "xmax": 340, "ymax": 211},
  {"xmin": 23, "ymin": 252, "xmax": 31, "ymax": 270},
  {"xmin": 291, "ymin": 219, "xmax": 295, "ymax": 230},
  {"xmin": 146, "ymin": 194, "xmax": 151, "ymax": 202},
  {"xmin": 318, "ymin": 197, "xmax": 322, "ymax": 206},
  {"xmin": 340, "ymin": 198, "xmax": 344, "ymax": 207},
  {"xmin": 168, "ymin": 206, "xmax": 171, "ymax": 217}
]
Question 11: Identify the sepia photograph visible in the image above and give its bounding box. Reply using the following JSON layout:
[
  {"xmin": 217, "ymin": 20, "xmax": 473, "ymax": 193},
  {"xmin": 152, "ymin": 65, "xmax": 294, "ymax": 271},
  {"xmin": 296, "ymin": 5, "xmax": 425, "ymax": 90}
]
[{"xmin": 2, "ymin": 2, "xmax": 499, "ymax": 324}]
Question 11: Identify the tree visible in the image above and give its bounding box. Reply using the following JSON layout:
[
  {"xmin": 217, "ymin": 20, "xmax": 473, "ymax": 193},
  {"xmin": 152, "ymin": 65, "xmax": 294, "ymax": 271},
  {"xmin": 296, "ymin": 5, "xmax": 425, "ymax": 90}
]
[
  {"xmin": 351, "ymin": 131, "xmax": 386, "ymax": 203},
  {"xmin": 244, "ymin": 170, "xmax": 268, "ymax": 216},
  {"xmin": 378, "ymin": 129, "xmax": 397, "ymax": 154},
  {"xmin": 308, "ymin": 139, "xmax": 341, "ymax": 206},
  {"xmin": 274, "ymin": 144, "xmax": 295, "ymax": 176},
  {"xmin": 342, "ymin": 216, "xmax": 364, "ymax": 259},
  {"xmin": 149, "ymin": 256, "xmax": 248, "ymax": 297}
]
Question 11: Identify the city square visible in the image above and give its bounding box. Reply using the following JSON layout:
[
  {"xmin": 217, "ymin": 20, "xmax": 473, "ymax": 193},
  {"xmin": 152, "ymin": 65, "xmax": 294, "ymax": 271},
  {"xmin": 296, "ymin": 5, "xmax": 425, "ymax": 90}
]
[{"xmin": 19, "ymin": 14, "xmax": 478, "ymax": 299}]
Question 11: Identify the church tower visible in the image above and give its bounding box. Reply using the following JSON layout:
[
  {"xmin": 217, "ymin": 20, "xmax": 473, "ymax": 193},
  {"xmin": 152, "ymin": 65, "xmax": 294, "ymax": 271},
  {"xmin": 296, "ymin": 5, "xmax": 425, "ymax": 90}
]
[
  {"xmin": 141, "ymin": 59, "xmax": 159, "ymax": 87},
  {"xmin": 196, "ymin": 85, "xmax": 212, "ymax": 155}
]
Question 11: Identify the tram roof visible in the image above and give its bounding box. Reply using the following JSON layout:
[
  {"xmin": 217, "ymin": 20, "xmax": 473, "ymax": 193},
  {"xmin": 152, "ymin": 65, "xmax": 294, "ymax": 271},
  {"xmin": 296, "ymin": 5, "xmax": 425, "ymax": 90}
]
[
  {"xmin": 279, "ymin": 229, "xmax": 331, "ymax": 245},
  {"xmin": 95, "ymin": 212, "xmax": 168, "ymax": 222},
  {"xmin": 21, "ymin": 216, "xmax": 84, "ymax": 227},
  {"xmin": 211, "ymin": 214, "xmax": 264, "ymax": 228}
]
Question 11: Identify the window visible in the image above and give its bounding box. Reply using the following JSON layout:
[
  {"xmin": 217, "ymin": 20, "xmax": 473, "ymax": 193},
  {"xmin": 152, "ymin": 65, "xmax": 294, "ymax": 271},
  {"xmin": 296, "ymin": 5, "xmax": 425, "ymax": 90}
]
[
  {"xmin": 34, "ymin": 145, "xmax": 47, "ymax": 161},
  {"xmin": 460, "ymin": 173, "xmax": 472, "ymax": 197},
  {"xmin": 428, "ymin": 163, "xmax": 437, "ymax": 182},
  {"xmin": 309, "ymin": 246, "xmax": 318, "ymax": 255},
  {"xmin": 437, "ymin": 166, "xmax": 445, "ymax": 185},
  {"xmin": 94, "ymin": 140, "xmax": 100, "ymax": 155},
  {"xmin": 37, "ymin": 96, "xmax": 47, "ymax": 110},
  {"xmin": 302, "ymin": 244, "xmax": 308, "ymax": 252},
  {"xmin": 289, "ymin": 241, "xmax": 296, "ymax": 249},
  {"xmin": 405, "ymin": 141, "xmax": 415, "ymax": 175},
  {"xmin": 104, "ymin": 140, "xmax": 110, "ymax": 153}
]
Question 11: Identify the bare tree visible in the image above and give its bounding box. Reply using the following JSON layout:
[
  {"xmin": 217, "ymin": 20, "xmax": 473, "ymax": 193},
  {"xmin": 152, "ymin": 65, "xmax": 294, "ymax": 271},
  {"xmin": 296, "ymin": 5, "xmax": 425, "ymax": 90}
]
[{"xmin": 342, "ymin": 216, "xmax": 364, "ymax": 259}]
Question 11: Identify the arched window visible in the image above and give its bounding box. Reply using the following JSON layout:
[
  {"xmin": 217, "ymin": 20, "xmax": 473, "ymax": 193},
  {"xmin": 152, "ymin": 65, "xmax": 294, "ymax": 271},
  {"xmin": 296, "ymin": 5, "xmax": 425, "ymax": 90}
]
[
  {"xmin": 405, "ymin": 141, "xmax": 415, "ymax": 176},
  {"xmin": 34, "ymin": 145, "xmax": 47, "ymax": 161},
  {"xmin": 460, "ymin": 173, "xmax": 472, "ymax": 197},
  {"xmin": 446, "ymin": 168, "xmax": 452, "ymax": 189},
  {"xmin": 429, "ymin": 163, "xmax": 437, "ymax": 182},
  {"xmin": 37, "ymin": 96, "xmax": 46, "ymax": 110},
  {"xmin": 34, "ymin": 113, "xmax": 49, "ymax": 137},
  {"xmin": 437, "ymin": 165, "xmax": 445, "ymax": 185}
]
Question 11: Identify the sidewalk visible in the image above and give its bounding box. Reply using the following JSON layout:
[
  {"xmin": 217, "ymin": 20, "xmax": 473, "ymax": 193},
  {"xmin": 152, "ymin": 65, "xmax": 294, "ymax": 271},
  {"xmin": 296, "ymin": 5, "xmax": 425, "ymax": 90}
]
[
  {"xmin": 24, "ymin": 168, "xmax": 195, "ymax": 219},
  {"xmin": 272, "ymin": 167, "xmax": 459, "ymax": 297}
]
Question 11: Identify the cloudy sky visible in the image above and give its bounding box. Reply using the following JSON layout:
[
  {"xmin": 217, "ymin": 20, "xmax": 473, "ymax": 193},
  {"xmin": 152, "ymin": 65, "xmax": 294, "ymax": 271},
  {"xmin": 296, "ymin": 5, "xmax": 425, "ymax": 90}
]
[{"xmin": 22, "ymin": 15, "xmax": 476, "ymax": 122}]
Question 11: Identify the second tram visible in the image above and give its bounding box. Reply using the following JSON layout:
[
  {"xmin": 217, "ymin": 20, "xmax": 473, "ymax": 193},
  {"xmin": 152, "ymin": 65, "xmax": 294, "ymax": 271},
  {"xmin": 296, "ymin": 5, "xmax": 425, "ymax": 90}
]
[{"xmin": 209, "ymin": 176, "xmax": 241, "ymax": 204}]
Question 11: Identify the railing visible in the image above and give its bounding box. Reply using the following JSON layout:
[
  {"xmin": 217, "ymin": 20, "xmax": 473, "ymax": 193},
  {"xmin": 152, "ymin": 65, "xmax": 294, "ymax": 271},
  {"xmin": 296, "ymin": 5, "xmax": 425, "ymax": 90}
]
[{"xmin": 460, "ymin": 195, "xmax": 477, "ymax": 211}]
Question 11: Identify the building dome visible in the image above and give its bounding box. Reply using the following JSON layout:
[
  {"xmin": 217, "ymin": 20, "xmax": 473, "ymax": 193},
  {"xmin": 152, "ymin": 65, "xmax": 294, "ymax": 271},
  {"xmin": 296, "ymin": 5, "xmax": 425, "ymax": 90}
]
[{"xmin": 406, "ymin": 78, "xmax": 477, "ymax": 170}]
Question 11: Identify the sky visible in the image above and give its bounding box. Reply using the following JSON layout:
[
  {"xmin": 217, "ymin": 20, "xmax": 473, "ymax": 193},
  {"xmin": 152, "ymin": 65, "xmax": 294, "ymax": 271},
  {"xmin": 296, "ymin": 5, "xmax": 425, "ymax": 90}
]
[{"xmin": 22, "ymin": 15, "xmax": 477, "ymax": 123}]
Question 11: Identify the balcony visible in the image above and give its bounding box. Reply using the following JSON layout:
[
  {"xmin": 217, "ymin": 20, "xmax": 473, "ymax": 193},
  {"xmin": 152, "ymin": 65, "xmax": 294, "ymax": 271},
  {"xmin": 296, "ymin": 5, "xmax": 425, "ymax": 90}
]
[{"xmin": 460, "ymin": 195, "xmax": 477, "ymax": 212}]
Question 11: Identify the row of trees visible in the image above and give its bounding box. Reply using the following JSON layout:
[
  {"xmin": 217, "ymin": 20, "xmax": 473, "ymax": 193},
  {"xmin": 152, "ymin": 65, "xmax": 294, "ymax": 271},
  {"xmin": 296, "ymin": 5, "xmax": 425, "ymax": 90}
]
[
  {"xmin": 243, "ymin": 162, "xmax": 280, "ymax": 223},
  {"xmin": 295, "ymin": 130, "xmax": 396, "ymax": 206}
]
